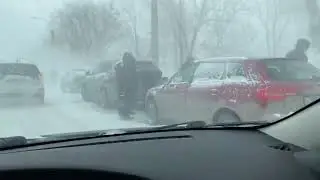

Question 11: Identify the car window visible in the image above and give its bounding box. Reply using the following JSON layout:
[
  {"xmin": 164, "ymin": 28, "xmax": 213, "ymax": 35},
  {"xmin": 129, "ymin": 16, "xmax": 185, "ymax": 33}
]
[
  {"xmin": 263, "ymin": 60, "xmax": 320, "ymax": 81},
  {"xmin": 92, "ymin": 62, "xmax": 114, "ymax": 74},
  {"xmin": 226, "ymin": 63, "xmax": 247, "ymax": 81},
  {"xmin": 170, "ymin": 64, "xmax": 197, "ymax": 83},
  {"xmin": 193, "ymin": 62, "xmax": 225, "ymax": 81}
]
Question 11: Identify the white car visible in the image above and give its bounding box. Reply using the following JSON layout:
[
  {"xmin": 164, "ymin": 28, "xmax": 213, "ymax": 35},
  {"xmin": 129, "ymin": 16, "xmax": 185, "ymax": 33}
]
[{"xmin": 0, "ymin": 62, "xmax": 45, "ymax": 104}]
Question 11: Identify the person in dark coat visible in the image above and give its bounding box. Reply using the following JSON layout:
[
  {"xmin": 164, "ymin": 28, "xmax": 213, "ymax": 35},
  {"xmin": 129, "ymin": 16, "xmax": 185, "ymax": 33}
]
[
  {"xmin": 286, "ymin": 38, "xmax": 311, "ymax": 62},
  {"xmin": 180, "ymin": 55, "xmax": 195, "ymax": 70},
  {"xmin": 116, "ymin": 52, "xmax": 138, "ymax": 118}
]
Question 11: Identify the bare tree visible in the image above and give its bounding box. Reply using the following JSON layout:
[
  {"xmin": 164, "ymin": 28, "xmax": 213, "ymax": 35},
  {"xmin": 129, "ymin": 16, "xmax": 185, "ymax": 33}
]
[
  {"xmin": 160, "ymin": 0, "xmax": 249, "ymax": 65},
  {"xmin": 188, "ymin": 0, "xmax": 209, "ymax": 56},
  {"xmin": 204, "ymin": 0, "xmax": 248, "ymax": 55},
  {"xmin": 49, "ymin": 1, "xmax": 127, "ymax": 58},
  {"xmin": 159, "ymin": 0, "xmax": 212, "ymax": 65},
  {"xmin": 252, "ymin": 0, "xmax": 291, "ymax": 56},
  {"xmin": 123, "ymin": 2, "xmax": 141, "ymax": 58}
]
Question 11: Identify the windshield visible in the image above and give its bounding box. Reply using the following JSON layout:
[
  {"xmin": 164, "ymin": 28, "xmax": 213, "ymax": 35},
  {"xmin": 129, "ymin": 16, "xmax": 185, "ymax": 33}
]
[{"xmin": 1, "ymin": 0, "xmax": 320, "ymax": 141}]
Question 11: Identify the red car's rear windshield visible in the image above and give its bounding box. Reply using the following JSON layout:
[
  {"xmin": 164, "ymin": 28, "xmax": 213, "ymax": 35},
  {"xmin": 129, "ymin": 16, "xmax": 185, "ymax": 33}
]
[{"xmin": 262, "ymin": 60, "xmax": 320, "ymax": 81}]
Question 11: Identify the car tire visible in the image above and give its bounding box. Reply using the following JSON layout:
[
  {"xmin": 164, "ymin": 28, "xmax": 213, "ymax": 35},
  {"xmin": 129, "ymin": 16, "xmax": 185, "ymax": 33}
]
[
  {"xmin": 145, "ymin": 99, "xmax": 160, "ymax": 125},
  {"xmin": 214, "ymin": 110, "xmax": 240, "ymax": 123}
]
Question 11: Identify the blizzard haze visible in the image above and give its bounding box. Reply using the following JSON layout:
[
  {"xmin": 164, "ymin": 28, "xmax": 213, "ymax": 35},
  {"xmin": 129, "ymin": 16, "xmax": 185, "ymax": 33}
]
[{"xmin": 0, "ymin": 0, "xmax": 318, "ymax": 138}]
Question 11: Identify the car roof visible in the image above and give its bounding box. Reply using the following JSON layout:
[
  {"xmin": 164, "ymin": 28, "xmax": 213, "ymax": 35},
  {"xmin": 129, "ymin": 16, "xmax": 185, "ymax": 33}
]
[
  {"xmin": 0, "ymin": 63, "xmax": 40, "ymax": 73},
  {"xmin": 0, "ymin": 62, "xmax": 38, "ymax": 66},
  {"xmin": 114, "ymin": 60, "xmax": 155, "ymax": 65},
  {"xmin": 195, "ymin": 57, "xmax": 294, "ymax": 63},
  {"xmin": 195, "ymin": 57, "xmax": 248, "ymax": 63}
]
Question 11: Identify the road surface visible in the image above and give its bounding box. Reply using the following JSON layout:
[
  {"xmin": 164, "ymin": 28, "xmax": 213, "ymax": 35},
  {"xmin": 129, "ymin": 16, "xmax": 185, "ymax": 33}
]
[{"xmin": 0, "ymin": 83, "xmax": 151, "ymax": 138}]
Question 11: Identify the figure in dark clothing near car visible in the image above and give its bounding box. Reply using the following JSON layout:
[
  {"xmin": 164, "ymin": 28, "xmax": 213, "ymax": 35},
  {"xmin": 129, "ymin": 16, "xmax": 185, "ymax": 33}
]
[
  {"xmin": 180, "ymin": 55, "xmax": 195, "ymax": 70},
  {"xmin": 115, "ymin": 52, "xmax": 138, "ymax": 119},
  {"xmin": 286, "ymin": 38, "xmax": 311, "ymax": 62}
]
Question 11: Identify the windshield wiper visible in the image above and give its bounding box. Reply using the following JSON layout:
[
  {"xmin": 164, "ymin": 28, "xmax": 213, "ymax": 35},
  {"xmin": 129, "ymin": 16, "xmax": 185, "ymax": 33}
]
[
  {"xmin": 207, "ymin": 121, "xmax": 270, "ymax": 127},
  {"xmin": 126, "ymin": 121, "xmax": 269, "ymax": 133},
  {"xmin": 139, "ymin": 121, "xmax": 270, "ymax": 131},
  {"xmin": 0, "ymin": 130, "xmax": 129, "ymax": 150},
  {"xmin": 0, "ymin": 136, "xmax": 27, "ymax": 149}
]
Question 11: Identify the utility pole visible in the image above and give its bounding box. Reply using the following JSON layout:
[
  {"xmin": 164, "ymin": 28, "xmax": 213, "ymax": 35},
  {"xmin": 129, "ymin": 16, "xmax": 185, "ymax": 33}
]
[{"xmin": 151, "ymin": 0, "xmax": 159, "ymax": 65}]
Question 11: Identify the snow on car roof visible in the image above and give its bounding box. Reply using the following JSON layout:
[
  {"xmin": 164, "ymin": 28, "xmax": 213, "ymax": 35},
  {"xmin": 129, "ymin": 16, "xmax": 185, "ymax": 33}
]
[
  {"xmin": 195, "ymin": 57, "xmax": 248, "ymax": 63},
  {"xmin": 195, "ymin": 57, "xmax": 296, "ymax": 63},
  {"xmin": 0, "ymin": 58, "xmax": 34, "ymax": 64}
]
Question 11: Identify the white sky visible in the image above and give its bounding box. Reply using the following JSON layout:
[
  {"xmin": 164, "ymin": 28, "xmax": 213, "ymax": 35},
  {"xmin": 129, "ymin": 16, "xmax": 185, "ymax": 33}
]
[
  {"xmin": 0, "ymin": 0, "xmax": 314, "ymax": 70},
  {"xmin": 0, "ymin": 0, "xmax": 68, "ymax": 60},
  {"xmin": 0, "ymin": 0, "xmax": 148, "ymax": 62}
]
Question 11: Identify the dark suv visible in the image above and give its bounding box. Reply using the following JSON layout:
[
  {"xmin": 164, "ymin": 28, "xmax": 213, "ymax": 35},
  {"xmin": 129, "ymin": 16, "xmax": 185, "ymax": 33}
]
[
  {"xmin": 83, "ymin": 60, "xmax": 163, "ymax": 109},
  {"xmin": 145, "ymin": 57, "xmax": 320, "ymax": 125}
]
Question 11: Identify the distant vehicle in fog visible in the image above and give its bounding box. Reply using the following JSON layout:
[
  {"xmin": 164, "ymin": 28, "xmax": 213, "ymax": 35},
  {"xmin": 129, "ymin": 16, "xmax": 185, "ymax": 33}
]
[
  {"xmin": 81, "ymin": 60, "xmax": 163, "ymax": 110},
  {"xmin": 0, "ymin": 62, "xmax": 44, "ymax": 104},
  {"xmin": 60, "ymin": 69, "xmax": 87, "ymax": 93}
]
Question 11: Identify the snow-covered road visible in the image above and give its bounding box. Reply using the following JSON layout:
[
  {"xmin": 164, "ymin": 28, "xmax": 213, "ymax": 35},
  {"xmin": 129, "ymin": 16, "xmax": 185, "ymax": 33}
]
[{"xmin": 0, "ymin": 83, "xmax": 151, "ymax": 138}]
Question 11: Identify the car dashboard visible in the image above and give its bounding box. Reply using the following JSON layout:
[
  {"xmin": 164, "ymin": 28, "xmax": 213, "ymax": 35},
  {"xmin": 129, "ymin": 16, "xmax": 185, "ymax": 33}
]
[{"xmin": 0, "ymin": 129, "xmax": 317, "ymax": 180}]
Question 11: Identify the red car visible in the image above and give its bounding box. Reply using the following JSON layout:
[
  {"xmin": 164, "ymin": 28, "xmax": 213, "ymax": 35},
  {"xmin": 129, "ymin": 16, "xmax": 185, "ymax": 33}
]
[{"xmin": 145, "ymin": 57, "xmax": 320, "ymax": 125}]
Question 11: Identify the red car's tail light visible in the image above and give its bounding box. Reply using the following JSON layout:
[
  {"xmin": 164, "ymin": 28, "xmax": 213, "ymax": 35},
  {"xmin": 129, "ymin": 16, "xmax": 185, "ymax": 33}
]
[{"xmin": 255, "ymin": 85, "xmax": 297, "ymax": 107}]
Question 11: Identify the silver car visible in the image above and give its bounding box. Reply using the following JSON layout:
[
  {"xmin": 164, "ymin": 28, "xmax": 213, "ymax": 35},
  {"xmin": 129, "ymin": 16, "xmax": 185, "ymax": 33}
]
[{"xmin": 0, "ymin": 62, "xmax": 45, "ymax": 104}]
